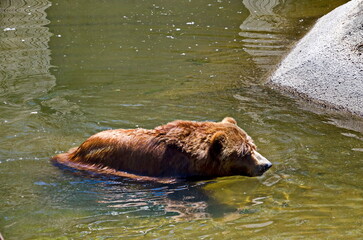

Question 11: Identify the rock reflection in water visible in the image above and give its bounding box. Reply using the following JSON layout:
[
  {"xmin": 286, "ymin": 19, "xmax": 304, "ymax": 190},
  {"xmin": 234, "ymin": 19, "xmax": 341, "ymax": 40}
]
[{"xmin": 240, "ymin": 0, "xmax": 287, "ymax": 71}]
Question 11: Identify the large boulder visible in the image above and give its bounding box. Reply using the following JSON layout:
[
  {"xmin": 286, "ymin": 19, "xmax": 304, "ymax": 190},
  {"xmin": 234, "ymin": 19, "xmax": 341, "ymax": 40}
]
[{"xmin": 269, "ymin": 0, "xmax": 363, "ymax": 116}]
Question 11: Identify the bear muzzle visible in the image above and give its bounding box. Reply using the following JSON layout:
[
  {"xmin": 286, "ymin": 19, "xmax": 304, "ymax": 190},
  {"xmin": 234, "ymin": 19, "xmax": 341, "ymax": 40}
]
[{"xmin": 252, "ymin": 151, "xmax": 272, "ymax": 176}]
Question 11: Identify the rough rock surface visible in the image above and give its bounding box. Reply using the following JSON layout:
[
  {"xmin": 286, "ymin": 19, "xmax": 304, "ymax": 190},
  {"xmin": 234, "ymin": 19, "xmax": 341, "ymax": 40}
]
[{"xmin": 269, "ymin": 0, "xmax": 363, "ymax": 117}]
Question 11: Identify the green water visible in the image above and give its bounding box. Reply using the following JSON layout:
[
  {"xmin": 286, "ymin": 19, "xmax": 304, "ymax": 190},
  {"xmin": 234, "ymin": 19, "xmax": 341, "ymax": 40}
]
[{"xmin": 1, "ymin": 0, "xmax": 362, "ymax": 239}]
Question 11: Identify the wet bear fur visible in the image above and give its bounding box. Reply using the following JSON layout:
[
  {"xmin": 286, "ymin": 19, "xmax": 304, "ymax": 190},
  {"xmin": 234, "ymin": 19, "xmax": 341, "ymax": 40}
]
[{"xmin": 52, "ymin": 117, "xmax": 271, "ymax": 180}]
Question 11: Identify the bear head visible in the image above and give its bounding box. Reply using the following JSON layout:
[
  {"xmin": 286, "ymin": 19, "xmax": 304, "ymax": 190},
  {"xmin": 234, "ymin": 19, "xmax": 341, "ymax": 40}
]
[{"xmin": 209, "ymin": 117, "xmax": 272, "ymax": 177}]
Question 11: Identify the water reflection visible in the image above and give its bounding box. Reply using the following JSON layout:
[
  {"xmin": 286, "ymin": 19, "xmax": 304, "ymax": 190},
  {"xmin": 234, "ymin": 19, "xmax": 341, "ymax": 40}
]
[
  {"xmin": 0, "ymin": 0, "xmax": 56, "ymax": 165},
  {"xmin": 0, "ymin": 0, "xmax": 55, "ymax": 102},
  {"xmin": 240, "ymin": 0, "xmax": 287, "ymax": 70},
  {"xmin": 241, "ymin": 0, "xmax": 286, "ymax": 32},
  {"xmin": 55, "ymin": 167, "xmax": 236, "ymax": 221}
]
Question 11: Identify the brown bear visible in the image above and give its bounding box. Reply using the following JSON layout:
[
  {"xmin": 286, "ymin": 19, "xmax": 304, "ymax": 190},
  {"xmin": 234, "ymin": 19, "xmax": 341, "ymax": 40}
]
[{"xmin": 52, "ymin": 117, "xmax": 271, "ymax": 181}]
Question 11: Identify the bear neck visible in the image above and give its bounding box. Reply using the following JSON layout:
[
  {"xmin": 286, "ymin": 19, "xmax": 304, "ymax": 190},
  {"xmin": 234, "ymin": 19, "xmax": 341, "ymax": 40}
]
[{"xmin": 153, "ymin": 120, "xmax": 225, "ymax": 176}]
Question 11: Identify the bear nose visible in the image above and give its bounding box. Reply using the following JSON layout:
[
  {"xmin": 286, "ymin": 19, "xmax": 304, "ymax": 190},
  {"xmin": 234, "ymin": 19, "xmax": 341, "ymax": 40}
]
[{"xmin": 263, "ymin": 162, "xmax": 272, "ymax": 172}]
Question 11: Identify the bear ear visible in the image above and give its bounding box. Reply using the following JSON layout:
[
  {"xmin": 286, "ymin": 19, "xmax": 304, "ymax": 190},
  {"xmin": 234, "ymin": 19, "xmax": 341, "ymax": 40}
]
[
  {"xmin": 210, "ymin": 131, "xmax": 228, "ymax": 157},
  {"xmin": 221, "ymin": 117, "xmax": 237, "ymax": 125}
]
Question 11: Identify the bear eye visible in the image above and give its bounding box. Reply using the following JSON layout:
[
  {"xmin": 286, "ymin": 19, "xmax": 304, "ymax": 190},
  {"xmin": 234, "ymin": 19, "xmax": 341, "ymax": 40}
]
[
  {"xmin": 240, "ymin": 147, "xmax": 251, "ymax": 157},
  {"xmin": 240, "ymin": 143, "xmax": 255, "ymax": 157},
  {"xmin": 244, "ymin": 152, "xmax": 252, "ymax": 157}
]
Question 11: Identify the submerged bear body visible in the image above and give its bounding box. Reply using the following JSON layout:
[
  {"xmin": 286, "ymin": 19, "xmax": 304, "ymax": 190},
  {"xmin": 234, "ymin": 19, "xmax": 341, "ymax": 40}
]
[{"xmin": 52, "ymin": 117, "xmax": 271, "ymax": 180}]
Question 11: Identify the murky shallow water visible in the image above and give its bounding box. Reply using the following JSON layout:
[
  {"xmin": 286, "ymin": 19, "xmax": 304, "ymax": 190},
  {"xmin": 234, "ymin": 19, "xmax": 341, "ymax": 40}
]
[{"xmin": 1, "ymin": 0, "xmax": 362, "ymax": 239}]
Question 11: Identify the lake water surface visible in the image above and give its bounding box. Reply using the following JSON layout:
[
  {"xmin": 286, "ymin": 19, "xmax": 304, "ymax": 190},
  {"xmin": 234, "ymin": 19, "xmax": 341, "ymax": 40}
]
[{"xmin": 1, "ymin": 0, "xmax": 362, "ymax": 239}]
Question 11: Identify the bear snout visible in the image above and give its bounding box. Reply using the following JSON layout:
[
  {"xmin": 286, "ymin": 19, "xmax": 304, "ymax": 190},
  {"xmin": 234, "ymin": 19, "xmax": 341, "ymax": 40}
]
[
  {"xmin": 261, "ymin": 162, "xmax": 272, "ymax": 172},
  {"xmin": 253, "ymin": 161, "xmax": 272, "ymax": 176},
  {"xmin": 253, "ymin": 151, "xmax": 272, "ymax": 176}
]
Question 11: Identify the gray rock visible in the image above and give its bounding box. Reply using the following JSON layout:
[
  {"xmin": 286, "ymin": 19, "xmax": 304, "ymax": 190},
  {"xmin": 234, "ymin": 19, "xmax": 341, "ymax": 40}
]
[{"xmin": 269, "ymin": 0, "xmax": 363, "ymax": 117}]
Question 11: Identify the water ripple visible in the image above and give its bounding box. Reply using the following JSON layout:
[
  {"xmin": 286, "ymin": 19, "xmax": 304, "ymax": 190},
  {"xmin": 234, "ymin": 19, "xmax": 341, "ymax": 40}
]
[
  {"xmin": 0, "ymin": 0, "xmax": 55, "ymax": 102},
  {"xmin": 240, "ymin": 0, "xmax": 289, "ymax": 71}
]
